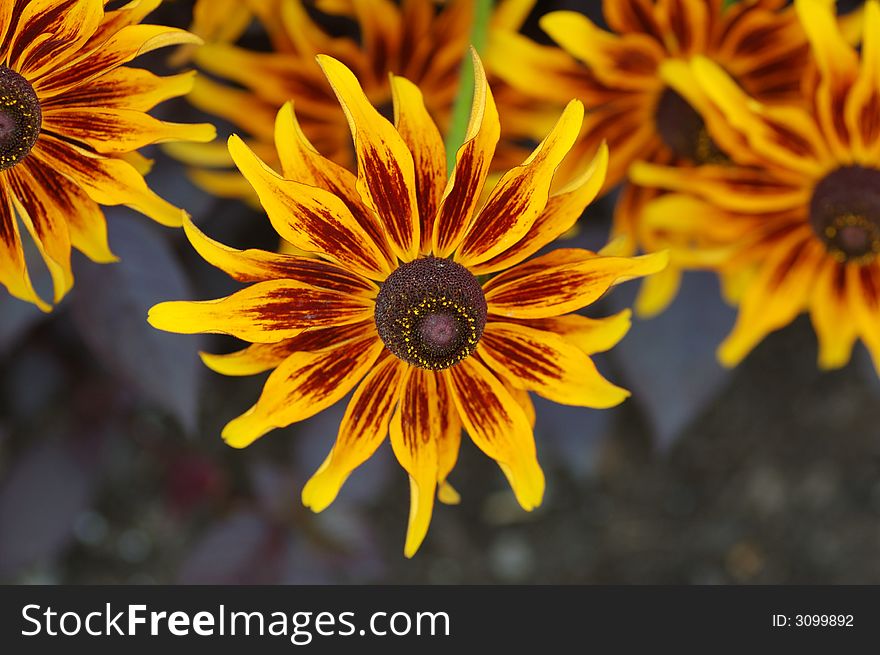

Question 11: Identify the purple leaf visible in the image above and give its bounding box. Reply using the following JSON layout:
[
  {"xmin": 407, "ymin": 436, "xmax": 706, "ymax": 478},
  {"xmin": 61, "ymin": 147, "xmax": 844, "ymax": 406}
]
[
  {"xmin": 177, "ymin": 509, "xmax": 279, "ymax": 584},
  {"xmin": 0, "ymin": 289, "xmax": 49, "ymax": 359},
  {"xmin": 606, "ymin": 271, "xmax": 737, "ymax": 449},
  {"xmin": 0, "ymin": 439, "xmax": 96, "ymax": 579},
  {"xmin": 70, "ymin": 211, "xmax": 203, "ymax": 432},
  {"xmin": 292, "ymin": 401, "xmax": 393, "ymax": 508},
  {"xmin": 534, "ymin": 396, "xmax": 613, "ymax": 480}
]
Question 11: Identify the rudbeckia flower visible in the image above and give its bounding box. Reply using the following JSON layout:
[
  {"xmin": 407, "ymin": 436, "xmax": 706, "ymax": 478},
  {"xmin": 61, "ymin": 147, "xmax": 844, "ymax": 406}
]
[
  {"xmin": 631, "ymin": 0, "xmax": 880, "ymax": 373},
  {"xmin": 166, "ymin": 0, "xmax": 542, "ymax": 201},
  {"xmin": 149, "ymin": 52, "xmax": 666, "ymax": 556},
  {"xmin": 489, "ymin": 0, "xmax": 811, "ymax": 315},
  {"xmin": 0, "ymin": 0, "xmax": 215, "ymax": 309}
]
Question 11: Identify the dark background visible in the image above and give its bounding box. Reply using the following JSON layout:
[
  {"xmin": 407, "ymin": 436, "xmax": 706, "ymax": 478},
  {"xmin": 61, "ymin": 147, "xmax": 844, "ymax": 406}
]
[{"xmin": 1, "ymin": 0, "xmax": 877, "ymax": 585}]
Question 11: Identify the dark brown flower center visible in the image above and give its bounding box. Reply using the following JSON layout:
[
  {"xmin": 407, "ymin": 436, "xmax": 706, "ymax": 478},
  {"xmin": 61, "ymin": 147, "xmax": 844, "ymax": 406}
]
[
  {"xmin": 654, "ymin": 87, "xmax": 727, "ymax": 164},
  {"xmin": 0, "ymin": 66, "xmax": 41, "ymax": 171},
  {"xmin": 810, "ymin": 166, "xmax": 880, "ymax": 264},
  {"xmin": 374, "ymin": 257, "xmax": 487, "ymax": 370}
]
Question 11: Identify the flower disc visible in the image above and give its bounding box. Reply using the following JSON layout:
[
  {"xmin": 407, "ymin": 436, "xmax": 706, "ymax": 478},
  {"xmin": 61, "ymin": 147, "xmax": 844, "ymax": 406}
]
[
  {"xmin": 654, "ymin": 88, "xmax": 725, "ymax": 164},
  {"xmin": 810, "ymin": 166, "xmax": 880, "ymax": 264},
  {"xmin": 0, "ymin": 66, "xmax": 41, "ymax": 171},
  {"xmin": 375, "ymin": 257, "xmax": 487, "ymax": 370}
]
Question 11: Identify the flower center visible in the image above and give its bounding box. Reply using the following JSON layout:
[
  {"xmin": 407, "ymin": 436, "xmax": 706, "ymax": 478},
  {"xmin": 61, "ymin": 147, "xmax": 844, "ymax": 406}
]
[
  {"xmin": 810, "ymin": 166, "xmax": 880, "ymax": 264},
  {"xmin": 374, "ymin": 257, "xmax": 487, "ymax": 370},
  {"xmin": 0, "ymin": 66, "xmax": 41, "ymax": 171},
  {"xmin": 654, "ymin": 87, "xmax": 726, "ymax": 164}
]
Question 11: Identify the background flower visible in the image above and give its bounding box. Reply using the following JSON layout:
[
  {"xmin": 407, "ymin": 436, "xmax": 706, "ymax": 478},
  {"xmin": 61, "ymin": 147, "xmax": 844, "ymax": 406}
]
[
  {"xmin": 632, "ymin": 0, "xmax": 880, "ymax": 373},
  {"xmin": 0, "ymin": 0, "xmax": 215, "ymax": 308},
  {"xmin": 166, "ymin": 0, "xmax": 543, "ymax": 204},
  {"xmin": 490, "ymin": 0, "xmax": 813, "ymax": 316}
]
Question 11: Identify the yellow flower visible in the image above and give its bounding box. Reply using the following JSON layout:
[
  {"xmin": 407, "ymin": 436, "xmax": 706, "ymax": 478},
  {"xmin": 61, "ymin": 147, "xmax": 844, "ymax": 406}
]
[
  {"xmin": 0, "ymin": 0, "xmax": 215, "ymax": 309},
  {"xmin": 632, "ymin": 0, "xmax": 880, "ymax": 373},
  {"xmin": 149, "ymin": 52, "xmax": 666, "ymax": 556},
  {"xmin": 166, "ymin": 0, "xmax": 542, "ymax": 201},
  {"xmin": 489, "ymin": 0, "xmax": 812, "ymax": 315},
  {"xmin": 167, "ymin": 0, "xmax": 255, "ymax": 66}
]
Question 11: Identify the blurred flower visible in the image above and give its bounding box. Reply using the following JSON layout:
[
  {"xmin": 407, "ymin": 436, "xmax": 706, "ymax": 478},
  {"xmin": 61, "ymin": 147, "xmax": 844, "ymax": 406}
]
[
  {"xmin": 165, "ymin": 0, "xmax": 544, "ymax": 202},
  {"xmin": 631, "ymin": 0, "xmax": 880, "ymax": 374},
  {"xmin": 167, "ymin": 0, "xmax": 255, "ymax": 67},
  {"xmin": 0, "ymin": 0, "xmax": 215, "ymax": 310},
  {"xmin": 149, "ymin": 53, "xmax": 666, "ymax": 556},
  {"xmin": 490, "ymin": 0, "xmax": 811, "ymax": 315}
]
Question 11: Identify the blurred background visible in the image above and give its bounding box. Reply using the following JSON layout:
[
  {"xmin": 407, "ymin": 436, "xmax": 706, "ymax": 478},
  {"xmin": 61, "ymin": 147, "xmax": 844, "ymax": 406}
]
[{"xmin": 1, "ymin": 0, "xmax": 878, "ymax": 585}]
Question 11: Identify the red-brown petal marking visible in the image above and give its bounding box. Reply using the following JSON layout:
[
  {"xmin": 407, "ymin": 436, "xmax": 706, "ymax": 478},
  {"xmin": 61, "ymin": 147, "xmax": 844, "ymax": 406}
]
[
  {"xmin": 603, "ymin": 0, "xmax": 664, "ymax": 37},
  {"xmin": 455, "ymin": 100, "xmax": 584, "ymax": 267},
  {"xmin": 41, "ymin": 65, "xmax": 195, "ymax": 111},
  {"xmin": 200, "ymin": 320, "xmax": 377, "ymax": 376},
  {"xmin": 147, "ymin": 279, "xmax": 375, "ymax": 343},
  {"xmin": 7, "ymin": 162, "xmax": 73, "ymax": 303},
  {"xmin": 228, "ymin": 135, "xmax": 393, "ymax": 280},
  {"xmin": 432, "ymin": 49, "xmax": 500, "ymax": 258},
  {"xmin": 434, "ymin": 373, "xmax": 462, "ymax": 494},
  {"xmin": 34, "ymin": 24, "xmax": 202, "ymax": 98},
  {"xmin": 182, "ymin": 215, "xmax": 377, "ymax": 297},
  {"xmin": 317, "ymin": 55, "xmax": 420, "ymax": 262},
  {"xmin": 469, "ymin": 144, "xmax": 608, "ymax": 276},
  {"xmin": 485, "ymin": 248, "xmax": 668, "ymax": 319},
  {"xmin": 390, "ymin": 367, "xmax": 441, "ymax": 557},
  {"xmin": 273, "ymin": 102, "xmax": 396, "ymax": 265},
  {"xmin": 0, "ymin": 178, "xmax": 45, "ymax": 308},
  {"xmin": 302, "ymin": 352, "xmax": 405, "ymax": 513},
  {"xmin": 222, "ymin": 333, "xmax": 385, "ymax": 448},
  {"xmin": 390, "ymin": 75, "xmax": 447, "ymax": 255},
  {"xmin": 9, "ymin": 0, "xmax": 102, "ymax": 78},
  {"xmin": 479, "ymin": 322, "xmax": 630, "ymax": 408},
  {"xmin": 657, "ymin": 0, "xmax": 708, "ymax": 55},
  {"xmin": 443, "ymin": 356, "xmax": 544, "ymax": 511},
  {"xmin": 30, "ymin": 134, "xmax": 182, "ymax": 227}
]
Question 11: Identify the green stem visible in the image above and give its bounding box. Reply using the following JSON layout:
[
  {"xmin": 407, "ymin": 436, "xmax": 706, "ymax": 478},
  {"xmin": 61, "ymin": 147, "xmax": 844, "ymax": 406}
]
[{"xmin": 444, "ymin": 0, "xmax": 493, "ymax": 174}]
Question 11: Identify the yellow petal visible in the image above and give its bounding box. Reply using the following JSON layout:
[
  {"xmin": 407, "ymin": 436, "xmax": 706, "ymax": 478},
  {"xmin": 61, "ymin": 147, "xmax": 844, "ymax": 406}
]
[
  {"xmin": 228, "ymin": 135, "xmax": 393, "ymax": 279},
  {"xmin": 485, "ymin": 249, "xmax": 669, "ymax": 319},
  {"xmin": 389, "ymin": 368, "xmax": 442, "ymax": 557},
  {"xmin": 480, "ymin": 322, "xmax": 630, "ymax": 408},
  {"xmin": 443, "ymin": 357, "xmax": 544, "ymax": 511},
  {"xmin": 223, "ymin": 333, "xmax": 384, "ymax": 447},
  {"xmin": 302, "ymin": 353, "xmax": 404, "ymax": 511},
  {"xmin": 390, "ymin": 75, "xmax": 447, "ymax": 254},
  {"xmin": 523, "ymin": 309, "xmax": 633, "ymax": 355},
  {"xmin": 432, "ymin": 48, "xmax": 500, "ymax": 257},
  {"xmin": 317, "ymin": 54, "xmax": 420, "ymax": 262},
  {"xmin": 456, "ymin": 99, "xmax": 584, "ymax": 267},
  {"xmin": 147, "ymin": 279, "xmax": 373, "ymax": 342}
]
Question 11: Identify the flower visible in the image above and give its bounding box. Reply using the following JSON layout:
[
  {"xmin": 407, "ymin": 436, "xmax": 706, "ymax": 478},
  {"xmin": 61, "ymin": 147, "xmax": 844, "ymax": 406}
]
[
  {"xmin": 0, "ymin": 0, "xmax": 215, "ymax": 309},
  {"xmin": 631, "ymin": 0, "xmax": 880, "ymax": 373},
  {"xmin": 489, "ymin": 0, "xmax": 812, "ymax": 315},
  {"xmin": 166, "ymin": 0, "xmax": 542, "ymax": 201},
  {"xmin": 149, "ymin": 52, "xmax": 666, "ymax": 556},
  {"xmin": 167, "ymin": 0, "xmax": 255, "ymax": 66}
]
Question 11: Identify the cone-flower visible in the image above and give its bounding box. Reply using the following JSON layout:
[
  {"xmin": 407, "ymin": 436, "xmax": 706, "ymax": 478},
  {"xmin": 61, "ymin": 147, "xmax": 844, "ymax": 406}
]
[
  {"xmin": 150, "ymin": 52, "xmax": 666, "ymax": 556},
  {"xmin": 632, "ymin": 0, "xmax": 880, "ymax": 373},
  {"xmin": 0, "ymin": 0, "xmax": 215, "ymax": 308},
  {"xmin": 490, "ymin": 0, "xmax": 812, "ymax": 315}
]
